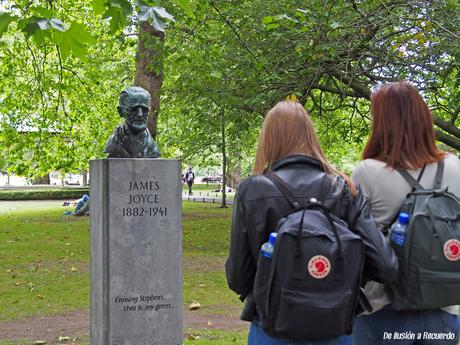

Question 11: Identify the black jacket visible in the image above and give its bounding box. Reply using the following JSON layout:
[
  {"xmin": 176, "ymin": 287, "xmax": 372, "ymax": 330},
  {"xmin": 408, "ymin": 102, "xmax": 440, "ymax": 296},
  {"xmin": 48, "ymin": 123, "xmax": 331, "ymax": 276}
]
[{"xmin": 225, "ymin": 155, "xmax": 398, "ymax": 319}]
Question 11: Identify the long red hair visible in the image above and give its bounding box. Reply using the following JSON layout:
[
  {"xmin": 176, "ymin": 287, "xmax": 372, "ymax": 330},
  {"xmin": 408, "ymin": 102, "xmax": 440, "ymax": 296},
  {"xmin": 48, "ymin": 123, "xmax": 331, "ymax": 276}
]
[{"xmin": 363, "ymin": 81, "xmax": 444, "ymax": 169}]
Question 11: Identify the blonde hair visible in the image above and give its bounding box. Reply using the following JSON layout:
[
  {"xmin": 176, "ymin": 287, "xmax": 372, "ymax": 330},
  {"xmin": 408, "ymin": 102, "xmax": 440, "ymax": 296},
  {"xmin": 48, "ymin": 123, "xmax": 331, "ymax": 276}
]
[{"xmin": 253, "ymin": 101, "xmax": 356, "ymax": 194}]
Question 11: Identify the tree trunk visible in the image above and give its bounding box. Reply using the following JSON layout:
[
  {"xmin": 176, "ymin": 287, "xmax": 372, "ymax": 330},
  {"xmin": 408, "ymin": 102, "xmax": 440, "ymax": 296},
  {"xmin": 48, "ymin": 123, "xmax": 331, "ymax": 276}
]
[
  {"xmin": 225, "ymin": 166, "xmax": 241, "ymax": 189},
  {"xmin": 82, "ymin": 170, "xmax": 88, "ymax": 186},
  {"xmin": 134, "ymin": 22, "xmax": 165, "ymax": 139},
  {"xmin": 221, "ymin": 109, "xmax": 227, "ymax": 208},
  {"xmin": 226, "ymin": 142, "xmax": 242, "ymax": 188},
  {"xmin": 32, "ymin": 174, "xmax": 50, "ymax": 185}
]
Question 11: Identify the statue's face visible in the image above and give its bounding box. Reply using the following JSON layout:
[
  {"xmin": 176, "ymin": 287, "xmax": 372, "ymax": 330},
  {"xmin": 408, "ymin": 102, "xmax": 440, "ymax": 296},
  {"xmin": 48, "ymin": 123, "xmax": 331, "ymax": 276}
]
[{"xmin": 119, "ymin": 93, "xmax": 150, "ymax": 133}]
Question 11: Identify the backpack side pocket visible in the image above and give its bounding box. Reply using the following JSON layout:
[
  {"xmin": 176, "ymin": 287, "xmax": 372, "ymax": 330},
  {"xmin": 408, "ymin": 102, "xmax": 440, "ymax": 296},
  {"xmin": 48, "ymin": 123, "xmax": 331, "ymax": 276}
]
[{"xmin": 253, "ymin": 252, "xmax": 272, "ymax": 328}]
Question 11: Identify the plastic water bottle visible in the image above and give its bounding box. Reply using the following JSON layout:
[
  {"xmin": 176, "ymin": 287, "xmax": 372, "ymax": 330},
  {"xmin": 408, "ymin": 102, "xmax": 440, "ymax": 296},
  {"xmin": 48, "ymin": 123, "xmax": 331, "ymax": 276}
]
[
  {"xmin": 261, "ymin": 232, "xmax": 277, "ymax": 258},
  {"xmin": 391, "ymin": 213, "xmax": 410, "ymax": 246}
]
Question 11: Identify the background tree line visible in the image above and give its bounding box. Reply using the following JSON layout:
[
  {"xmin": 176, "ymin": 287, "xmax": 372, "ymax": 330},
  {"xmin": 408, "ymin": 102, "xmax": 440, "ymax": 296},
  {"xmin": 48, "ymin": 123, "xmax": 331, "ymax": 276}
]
[{"xmin": 0, "ymin": 0, "xmax": 458, "ymax": 184}]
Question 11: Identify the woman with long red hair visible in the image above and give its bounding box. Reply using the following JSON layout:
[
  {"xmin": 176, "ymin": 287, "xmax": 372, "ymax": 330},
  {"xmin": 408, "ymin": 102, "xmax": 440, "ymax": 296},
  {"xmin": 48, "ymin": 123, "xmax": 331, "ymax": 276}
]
[{"xmin": 352, "ymin": 81, "xmax": 460, "ymax": 344}]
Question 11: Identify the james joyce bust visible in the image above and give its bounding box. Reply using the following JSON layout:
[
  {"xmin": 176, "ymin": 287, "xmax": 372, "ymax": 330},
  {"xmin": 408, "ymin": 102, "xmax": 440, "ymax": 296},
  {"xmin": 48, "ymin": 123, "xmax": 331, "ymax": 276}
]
[{"xmin": 104, "ymin": 86, "xmax": 161, "ymax": 158}]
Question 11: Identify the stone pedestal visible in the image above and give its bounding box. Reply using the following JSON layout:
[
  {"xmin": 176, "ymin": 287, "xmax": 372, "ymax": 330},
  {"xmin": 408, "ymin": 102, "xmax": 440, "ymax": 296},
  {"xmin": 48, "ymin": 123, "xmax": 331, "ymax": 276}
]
[{"xmin": 90, "ymin": 159, "xmax": 182, "ymax": 345}]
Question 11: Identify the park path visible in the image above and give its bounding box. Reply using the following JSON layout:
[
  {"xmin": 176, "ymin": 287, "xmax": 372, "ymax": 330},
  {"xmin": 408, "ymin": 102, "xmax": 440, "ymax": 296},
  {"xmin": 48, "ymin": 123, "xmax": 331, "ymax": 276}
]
[
  {"xmin": 182, "ymin": 194, "xmax": 234, "ymax": 205},
  {"xmin": 0, "ymin": 307, "xmax": 246, "ymax": 343},
  {"xmin": 0, "ymin": 200, "xmax": 63, "ymax": 214},
  {"xmin": 0, "ymin": 196, "xmax": 233, "ymax": 215}
]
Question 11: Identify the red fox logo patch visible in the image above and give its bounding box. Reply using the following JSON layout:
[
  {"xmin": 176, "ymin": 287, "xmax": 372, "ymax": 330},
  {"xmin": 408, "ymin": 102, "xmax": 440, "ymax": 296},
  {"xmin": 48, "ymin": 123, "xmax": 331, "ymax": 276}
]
[
  {"xmin": 444, "ymin": 239, "xmax": 460, "ymax": 261},
  {"xmin": 308, "ymin": 255, "xmax": 331, "ymax": 279}
]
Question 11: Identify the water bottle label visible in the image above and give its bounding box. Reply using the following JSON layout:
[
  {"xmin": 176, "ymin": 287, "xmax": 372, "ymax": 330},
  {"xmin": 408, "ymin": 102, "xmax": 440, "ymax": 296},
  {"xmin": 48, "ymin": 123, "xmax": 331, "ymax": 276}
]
[
  {"xmin": 391, "ymin": 232, "xmax": 406, "ymax": 246},
  {"xmin": 261, "ymin": 251, "xmax": 272, "ymax": 258}
]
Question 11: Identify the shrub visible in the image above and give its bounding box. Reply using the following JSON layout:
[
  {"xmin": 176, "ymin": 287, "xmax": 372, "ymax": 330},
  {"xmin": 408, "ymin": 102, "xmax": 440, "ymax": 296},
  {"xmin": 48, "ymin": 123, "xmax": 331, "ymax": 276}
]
[{"xmin": 0, "ymin": 188, "xmax": 89, "ymax": 200}]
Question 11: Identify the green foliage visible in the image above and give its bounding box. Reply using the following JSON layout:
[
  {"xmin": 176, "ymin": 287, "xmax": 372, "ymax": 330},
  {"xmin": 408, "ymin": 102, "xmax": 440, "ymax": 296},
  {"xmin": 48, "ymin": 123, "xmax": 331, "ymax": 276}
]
[
  {"xmin": 0, "ymin": 0, "xmax": 190, "ymax": 178},
  {"xmin": 0, "ymin": 0, "xmax": 458, "ymax": 181},
  {"xmin": 138, "ymin": 4, "xmax": 175, "ymax": 32},
  {"xmin": 171, "ymin": 0, "xmax": 195, "ymax": 18},
  {"xmin": 0, "ymin": 12, "xmax": 15, "ymax": 38},
  {"xmin": 101, "ymin": 0, "xmax": 132, "ymax": 33},
  {"xmin": 0, "ymin": 0, "xmax": 136, "ymax": 178},
  {"xmin": 0, "ymin": 188, "xmax": 89, "ymax": 201},
  {"xmin": 51, "ymin": 23, "xmax": 95, "ymax": 61},
  {"xmin": 22, "ymin": 17, "xmax": 67, "ymax": 35},
  {"xmin": 161, "ymin": 0, "xmax": 459, "ymax": 173}
]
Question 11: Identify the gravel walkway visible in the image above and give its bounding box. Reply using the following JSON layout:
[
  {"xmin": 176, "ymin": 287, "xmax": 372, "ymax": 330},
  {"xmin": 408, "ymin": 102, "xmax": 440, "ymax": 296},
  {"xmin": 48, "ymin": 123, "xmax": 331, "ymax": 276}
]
[{"xmin": 0, "ymin": 308, "xmax": 247, "ymax": 343}]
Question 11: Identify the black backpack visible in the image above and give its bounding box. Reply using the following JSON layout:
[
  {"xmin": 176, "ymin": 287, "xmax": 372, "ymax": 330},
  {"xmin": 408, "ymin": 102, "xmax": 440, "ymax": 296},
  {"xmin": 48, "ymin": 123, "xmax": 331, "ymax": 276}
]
[
  {"xmin": 387, "ymin": 160, "xmax": 460, "ymax": 310},
  {"xmin": 253, "ymin": 173, "xmax": 365, "ymax": 340}
]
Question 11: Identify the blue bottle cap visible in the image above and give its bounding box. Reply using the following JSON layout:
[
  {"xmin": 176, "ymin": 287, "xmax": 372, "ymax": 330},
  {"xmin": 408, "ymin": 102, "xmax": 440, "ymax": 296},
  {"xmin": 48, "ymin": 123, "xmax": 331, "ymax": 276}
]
[
  {"xmin": 399, "ymin": 212, "xmax": 410, "ymax": 224},
  {"xmin": 269, "ymin": 232, "xmax": 277, "ymax": 245}
]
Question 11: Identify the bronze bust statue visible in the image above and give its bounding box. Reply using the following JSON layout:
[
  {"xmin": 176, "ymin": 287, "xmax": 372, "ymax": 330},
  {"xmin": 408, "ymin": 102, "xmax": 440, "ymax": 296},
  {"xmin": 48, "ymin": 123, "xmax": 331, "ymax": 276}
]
[{"xmin": 104, "ymin": 86, "xmax": 161, "ymax": 158}]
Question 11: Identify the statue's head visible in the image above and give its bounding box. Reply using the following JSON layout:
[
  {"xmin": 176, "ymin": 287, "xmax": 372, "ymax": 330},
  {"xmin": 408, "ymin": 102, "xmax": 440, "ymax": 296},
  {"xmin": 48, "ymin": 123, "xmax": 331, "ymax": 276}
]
[{"xmin": 117, "ymin": 86, "xmax": 151, "ymax": 133}]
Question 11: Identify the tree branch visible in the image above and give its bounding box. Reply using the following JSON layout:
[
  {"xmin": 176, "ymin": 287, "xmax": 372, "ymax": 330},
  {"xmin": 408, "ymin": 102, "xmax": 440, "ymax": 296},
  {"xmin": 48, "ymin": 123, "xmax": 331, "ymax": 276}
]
[
  {"xmin": 309, "ymin": 83, "xmax": 358, "ymax": 98},
  {"xmin": 210, "ymin": 2, "xmax": 259, "ymax": 63},
  {"xmin": 433, "ymin": 115, "xmax": 460, "ymax": 139},
  {"xmin": 328, "ymin": 67, "xmax": 372, "ymax": 99},
  {"xmin": 451, "ymin": 104, "xmax": 460, "ymax": 125},
  {"xmin": 435, "ymin": 129, "xmax": 460, "ymax": 152},
  {"xmin": 429, "ymin": 19, "xmax": 460, "ymax": 39}
]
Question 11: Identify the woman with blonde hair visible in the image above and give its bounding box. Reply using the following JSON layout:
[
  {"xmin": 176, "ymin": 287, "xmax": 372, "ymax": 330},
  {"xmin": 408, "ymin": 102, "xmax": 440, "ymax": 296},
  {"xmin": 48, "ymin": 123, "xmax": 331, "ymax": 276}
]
[
  {"xmin": 352, "ymin": 81, "xmax": 460, "ymax": 344},
  {"xmin": 226, "ymin": 101, "xmax": 397, "ymax": 345}
]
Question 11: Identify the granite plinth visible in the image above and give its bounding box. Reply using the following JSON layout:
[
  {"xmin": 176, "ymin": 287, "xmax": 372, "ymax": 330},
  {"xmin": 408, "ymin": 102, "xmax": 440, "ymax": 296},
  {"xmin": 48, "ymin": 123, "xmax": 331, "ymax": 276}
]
[{"xmin": 90, "ymin": 159, "xmax": 182, "ymax": 345}]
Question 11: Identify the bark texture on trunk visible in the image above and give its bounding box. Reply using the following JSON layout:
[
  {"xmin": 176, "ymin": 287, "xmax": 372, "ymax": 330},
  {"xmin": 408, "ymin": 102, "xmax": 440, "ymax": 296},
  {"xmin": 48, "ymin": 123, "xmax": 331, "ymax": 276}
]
[
  {"xmin": 225, "ymin": 165, "xmax": 241, "ymax": 189},
  {"xmin": 221, "ymin": 110, "xmax": 227, "ymax": 208},
  {"xmin": 32, "ymin": 174, "xmax": 50, "ymax": 185},
  {"xmin": 82, "ymin": 170, "xmax": 88, "ymax": 186},
  {"xmin": 135, "ymin": 22, "xmax": 165, "ymax": 139}
]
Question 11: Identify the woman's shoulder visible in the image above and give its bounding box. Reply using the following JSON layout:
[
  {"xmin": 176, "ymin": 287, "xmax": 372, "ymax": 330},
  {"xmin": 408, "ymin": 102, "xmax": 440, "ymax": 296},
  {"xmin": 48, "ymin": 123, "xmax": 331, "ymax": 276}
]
[
  {"xmin": 425, "ymin": 153, "xmax": 460, "ymax": 180},
  {"xmin": 444, "ymin": 152, "xmax": 460, "ymax": 167},
  {"xmin": 441, "ymin": 153, "xmax": 460, "ymax": 192},
  {"xmin": 352, "ymin": 159, "xmax": 389, "ymax": 183},
  {"xmin": 238, "ymin": 174, "xmax": 267, "ymax": 186},
  {"xmin": 236, "ymin": 175, "xmax": 271, "ymax": 196},
  {"xmin": 353, "ymin": 158, "xmax": 387, "ymax": 173}
]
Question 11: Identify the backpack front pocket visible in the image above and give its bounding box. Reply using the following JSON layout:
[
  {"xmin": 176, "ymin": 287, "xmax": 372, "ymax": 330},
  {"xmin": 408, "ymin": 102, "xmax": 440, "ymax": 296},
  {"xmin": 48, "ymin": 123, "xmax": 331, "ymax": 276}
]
[
  {"xmin": 418, "ymin": 267, "xmax": 460, "ymax": 309},
  {"xmin": 273, "ymin": 287, "xmax": 352, "ymax": 340}
]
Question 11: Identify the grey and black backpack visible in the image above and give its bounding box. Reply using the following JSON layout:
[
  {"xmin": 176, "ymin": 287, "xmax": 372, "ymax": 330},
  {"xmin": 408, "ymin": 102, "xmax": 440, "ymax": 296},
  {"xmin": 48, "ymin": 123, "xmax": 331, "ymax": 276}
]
[
  {"xmin": 252, "ymin": 173, "xmax": 365, "ymax": 340},
  {"xmin": 388, "ymin": 159, "xmax": 460, "ymax": 310}
]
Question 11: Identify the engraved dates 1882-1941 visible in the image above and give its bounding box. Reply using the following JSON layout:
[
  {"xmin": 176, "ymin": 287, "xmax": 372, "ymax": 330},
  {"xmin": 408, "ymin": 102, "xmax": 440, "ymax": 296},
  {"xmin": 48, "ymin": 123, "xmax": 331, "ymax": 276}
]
[{"xmin": 122, "ymin": 179, "xmax": 168, "ymax": 218}]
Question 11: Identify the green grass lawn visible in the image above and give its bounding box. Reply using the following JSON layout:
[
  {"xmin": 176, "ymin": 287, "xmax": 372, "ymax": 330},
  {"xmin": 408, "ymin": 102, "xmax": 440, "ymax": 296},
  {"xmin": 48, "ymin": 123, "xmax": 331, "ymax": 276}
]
[
  {"xmin": 0, "ymin": 209, "xmax": 90, "ymax": 319},
  {"xmin": 0, "ymin": 202, "xmax": 246, "ymax": 344}
]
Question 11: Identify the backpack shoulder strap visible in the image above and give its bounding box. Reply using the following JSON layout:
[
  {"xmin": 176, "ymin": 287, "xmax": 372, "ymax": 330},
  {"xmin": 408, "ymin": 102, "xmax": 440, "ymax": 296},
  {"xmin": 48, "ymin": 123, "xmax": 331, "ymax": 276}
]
[
  {"xmin": 385, "ymin": 164, "xmax": 426, "ymax": 231},
  {"xmin": 265, "ymin": 172, "xmax": 302, "ymax": 210},
  {"xmin": 433, "ymin": 159, "xmax": 445, "ymax": 189},
  {"xmin": 395, "ymin": 165, "xmax": 426, "ymax": 190}
]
